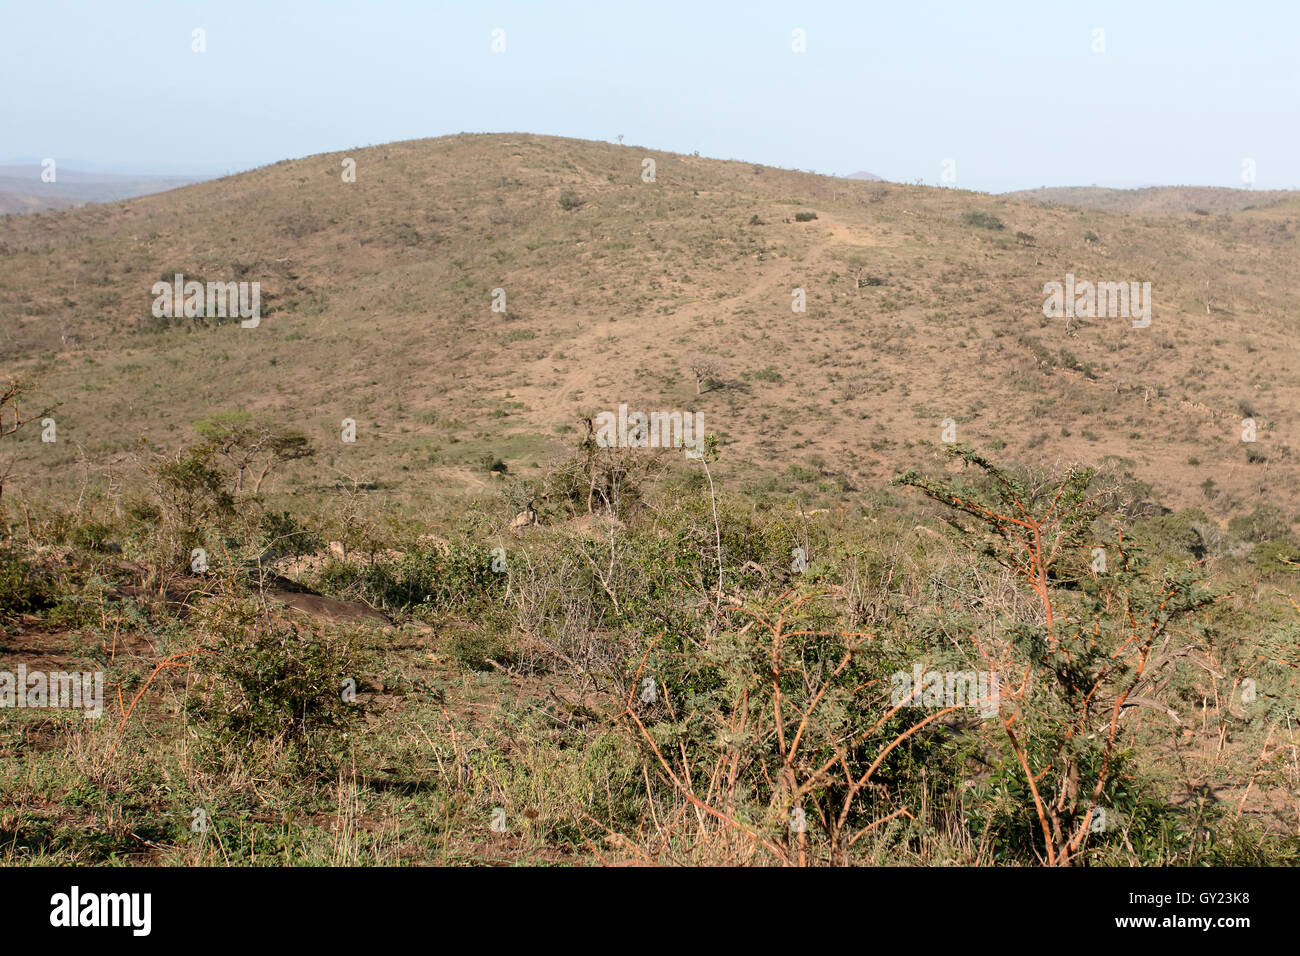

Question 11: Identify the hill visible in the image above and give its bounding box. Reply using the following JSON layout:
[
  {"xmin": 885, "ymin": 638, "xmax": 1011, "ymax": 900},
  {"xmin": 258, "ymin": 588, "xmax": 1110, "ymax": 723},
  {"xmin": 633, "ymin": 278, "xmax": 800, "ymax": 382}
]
[
  {"xmin": 1002, "ymin": 184, "xmax": 1296, "ymax": 214},
  {"xmin": 3, "ymin": 133, "xmax": 1299, "ymax": 519},
  {"xmin": 3, "ymin": 133, "xmax": 1299, "ymax": 867}
]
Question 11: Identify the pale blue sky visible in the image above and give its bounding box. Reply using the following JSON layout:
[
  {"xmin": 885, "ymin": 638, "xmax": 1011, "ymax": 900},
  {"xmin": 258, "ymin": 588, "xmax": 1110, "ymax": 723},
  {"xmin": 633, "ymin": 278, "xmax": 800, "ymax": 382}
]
[{"xmin": 2, "ymin": 0, "xmax": 1296, "ymax": 191}]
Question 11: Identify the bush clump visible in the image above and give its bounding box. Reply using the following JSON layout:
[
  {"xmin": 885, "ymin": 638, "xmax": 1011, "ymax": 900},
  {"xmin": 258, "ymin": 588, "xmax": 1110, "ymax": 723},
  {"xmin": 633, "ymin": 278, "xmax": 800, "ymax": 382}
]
[
  {"xmin": 188, "ymin": 604, "xmax": 366, "ymax": 771},
  {"xmin": 960, "ymin": 211, "xmax": 1005, "ymax": 230}
]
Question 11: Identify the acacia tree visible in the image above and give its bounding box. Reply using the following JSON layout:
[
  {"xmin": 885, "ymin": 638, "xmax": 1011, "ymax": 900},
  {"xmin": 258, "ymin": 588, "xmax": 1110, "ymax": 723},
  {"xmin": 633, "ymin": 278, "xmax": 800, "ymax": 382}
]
[
  {"xmin": 140, "ymin": 442, "xmax": 235, "ymax": 586},
  {"xmin": 895, "ymin": 445, "xmax": 1217, "ymax": 866},
  {"xmin": 194, "ymin": 411, "xmax": 314, "ymax": 495},
  {"xmin": 844, "ymin": 254, "xmax": 880, "ymax": 290},
  {"xmin": 687, "ymin": 355, "xmax": 724, "ymax": 395}
]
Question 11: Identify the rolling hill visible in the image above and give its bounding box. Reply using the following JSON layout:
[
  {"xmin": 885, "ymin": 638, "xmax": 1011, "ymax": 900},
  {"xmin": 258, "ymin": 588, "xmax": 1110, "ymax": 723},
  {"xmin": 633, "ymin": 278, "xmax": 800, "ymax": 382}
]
[
  {"xmin": 3, "ymin": 133, "xmax": 1299, "ymax": 521},
  {"xmin": 1002, "ymin": 184, "xmax": 1295, "ymax": 214},
  {"xmin": 4, "ymin": 133, "xmax": 1300, "ymax": 868}
]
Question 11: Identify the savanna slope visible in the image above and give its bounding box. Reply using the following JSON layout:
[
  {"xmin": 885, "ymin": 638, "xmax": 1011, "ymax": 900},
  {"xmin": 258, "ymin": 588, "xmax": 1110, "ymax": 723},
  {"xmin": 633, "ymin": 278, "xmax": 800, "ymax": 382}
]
[
  {"xmin": 3, "ymin": 133, "xmax": 1299, "ymax": 516},
  {"xmin": 2, "ymin": 135, "xmax": 1299, "ymax": 867}
]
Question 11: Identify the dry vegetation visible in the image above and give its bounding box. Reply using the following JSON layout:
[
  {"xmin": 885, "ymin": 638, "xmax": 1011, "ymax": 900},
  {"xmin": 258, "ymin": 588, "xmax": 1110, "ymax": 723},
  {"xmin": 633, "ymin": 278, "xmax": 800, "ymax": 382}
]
[{"xmin": 1, "ymin": 135, "xmax": 1298, "ymax": 866}]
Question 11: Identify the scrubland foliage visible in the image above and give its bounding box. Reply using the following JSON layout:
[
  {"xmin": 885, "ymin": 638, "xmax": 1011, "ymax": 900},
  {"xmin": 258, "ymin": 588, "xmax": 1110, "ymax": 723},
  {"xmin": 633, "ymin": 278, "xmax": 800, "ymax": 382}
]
[{"xmin": 2, "ymin": 427, "xmax": 1297, "ymax": 866}]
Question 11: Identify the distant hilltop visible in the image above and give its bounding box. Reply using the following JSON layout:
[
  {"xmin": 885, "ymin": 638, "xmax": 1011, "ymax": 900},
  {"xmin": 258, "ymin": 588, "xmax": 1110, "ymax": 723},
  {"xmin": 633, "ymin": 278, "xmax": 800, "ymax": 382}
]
[
  {"xmin": 0, "ymin": 165, "xmax": 207, "ymax": 215},
  {"xmin": 1000, "ymin": 184, "xmax": 1296, "ymax": 214},
  {"xmin": 843, "ymin": 170, "xmax": 884, "ymax": 181}
]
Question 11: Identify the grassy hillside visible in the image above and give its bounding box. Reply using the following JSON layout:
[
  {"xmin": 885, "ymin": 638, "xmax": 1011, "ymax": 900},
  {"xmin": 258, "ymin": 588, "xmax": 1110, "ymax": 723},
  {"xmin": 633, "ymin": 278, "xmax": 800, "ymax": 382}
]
[
  {"xmin": 4, "ymin": 133, "xmax": 1299, "ymax": 517},
  {"xmin": 2, "ymin": 135, "xmax": 1299, "ymax": 866},
  {"xmin": 1003, "ymin": 184, "xmax": 1295, "ymax": 214}
]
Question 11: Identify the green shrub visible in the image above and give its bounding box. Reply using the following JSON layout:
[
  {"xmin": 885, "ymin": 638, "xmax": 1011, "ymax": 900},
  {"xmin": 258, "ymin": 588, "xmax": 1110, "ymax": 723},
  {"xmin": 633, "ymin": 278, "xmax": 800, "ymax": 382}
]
[
  {"xmin": 1130, "ymin": 509, "xmax": 1214, "ymax": 561},
  {"xmin": 188, "ymin": 605, "xmax": 365, "ymax": 769},
  {"xmin": 619, "ymin": 589, "xmax": 967, "ymax": 863},
  {"xmin": 448, "ymin": 627, "xmax": 514, "ymax": 670},
  {"xmin": 259, "ymin": 510, "xmax": 323, "ymax": 561},
  {"xmin": 895, "ymin": 445, "xmax": 1218, "ymax": 866},
  {"xmin": 1228, "ymin": 504, "xmax": 1291, "ymax": 544},
  {"xmin": 0, "ymin": 548, "xmax": 53, "ymax": 622},
  {"xmin": 68, "ymin": 519, "xmax": 117, "ymax": 552},
  {"xmin": 960, "ymin": 211, "xmax": 1005, "ymax": 230},
  {"xmin": 319, "ymin": 542, "xmax": 504, "ymax": 613}
]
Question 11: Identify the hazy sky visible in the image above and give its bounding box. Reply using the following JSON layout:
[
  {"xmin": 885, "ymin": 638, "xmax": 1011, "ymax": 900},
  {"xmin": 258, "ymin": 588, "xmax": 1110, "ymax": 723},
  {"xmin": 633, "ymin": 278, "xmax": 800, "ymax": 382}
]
[{"xmin": 3, "ymin": 0, "xmax": 1296, "ymax": 191}]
